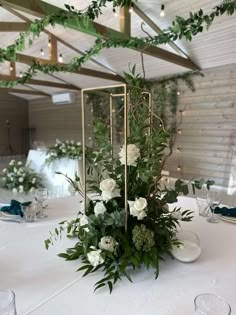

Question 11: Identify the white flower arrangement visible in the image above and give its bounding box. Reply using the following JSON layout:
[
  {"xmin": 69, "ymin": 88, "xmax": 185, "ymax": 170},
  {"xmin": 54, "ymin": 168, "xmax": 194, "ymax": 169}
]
[
  {"xmin": 45, "ymin": 139, "xmax": 83, "ymax": 164},
  {"xmin": 0, "ymin": 160, "xmax": 43, "ymax": 193}
]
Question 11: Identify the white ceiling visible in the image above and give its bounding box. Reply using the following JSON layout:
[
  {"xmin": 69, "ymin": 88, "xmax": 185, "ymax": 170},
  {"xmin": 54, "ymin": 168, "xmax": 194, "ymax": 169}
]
[{"xmin": 0, "ymin": 0, "xmax": 235, "ymax": 99}]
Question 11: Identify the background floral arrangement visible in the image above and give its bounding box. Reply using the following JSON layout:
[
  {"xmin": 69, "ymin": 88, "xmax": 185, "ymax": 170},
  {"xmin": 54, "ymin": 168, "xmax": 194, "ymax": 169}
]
[
  {"xmin": 0, "ymin": 160, "xmax": 43, "ymax": 193},
  {"xmin": 45, "ymin": 76, "xmax": 213, "ymax": 293},
  {"xmin": 45, "ymin": 139, "xmax": 83, "ymax": 164}
]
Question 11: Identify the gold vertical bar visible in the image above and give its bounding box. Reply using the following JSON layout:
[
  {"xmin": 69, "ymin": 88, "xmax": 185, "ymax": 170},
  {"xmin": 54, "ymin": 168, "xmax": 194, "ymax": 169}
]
[
  {"xmin": 124, "ymin": 85, "xmax": 128, "ymax": 232},
  {"xmin": 81, "ymin": 90, "xmax": 87, "ymax": 212},
  {"xmin": 110, "ymin": 94, "xmax": 113, "ymax": 156}
]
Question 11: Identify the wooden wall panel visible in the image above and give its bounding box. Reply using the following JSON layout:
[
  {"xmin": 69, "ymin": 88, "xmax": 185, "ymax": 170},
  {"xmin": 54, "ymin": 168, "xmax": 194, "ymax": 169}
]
[
  {"xmin": 166, "ymin": 64, "xmax": 236, "ymax": 189},
  {"xmin": 0, "ymin": 91, "xmax": 28, "ymax": 155}
]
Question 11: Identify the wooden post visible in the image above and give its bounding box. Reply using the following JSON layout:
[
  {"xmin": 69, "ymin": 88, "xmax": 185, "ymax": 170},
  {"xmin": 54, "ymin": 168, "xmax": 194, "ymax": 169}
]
[{"xmin": 120, "ymin": 6, "xmax": 131, "ymax": 36}]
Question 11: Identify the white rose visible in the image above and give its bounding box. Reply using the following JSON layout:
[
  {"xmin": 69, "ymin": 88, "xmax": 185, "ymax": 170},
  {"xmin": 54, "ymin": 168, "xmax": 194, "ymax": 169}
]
[
  {"xmin": 30, "ymin": 187, "xmax": 35, "ymax": 193},
  {"xmin": 62, "ymin": 149, "xmax": 66, "ymax": 153},
  {"xmin": 171, "ymin": 210, "xmax": 182, "ymax": 220},
  {"xmin": 19, "ymin": 185, "xmax": 24, "ymax": 193},
  {"xmin": 94, "ymin": 202, "xmax": 106, "ymax": 216},
  {"xmin": 99, "ymin": 178, "xmax": 120, "ymax": 202},
  {"xmin": 77, "ymin": 141, "xmax": 81, "ymax": 146},
  {"xmin": 18, "ymin": 177, "xmax": 24, "ymax": 183},
  {"xmin": 9, "ymin": 160, "xmax": 15, "ymax": 165},
  {"xmin": 70, "ymin": 140, "xmax": 74, "ymax": 145},
  {"xmin": 17, "ymin": 161, "xmax": 23, "ymax": 166},
  {"xmin": 99, "ymin": 236, "xmax": 117, "ymax": 252},
  {"xmin": 12, "ymin": 188, "xmax": 18, "ymax": 193},
  {"xmin": 13, "ymin": 167, "xmax": 17, "ymax": 173},
  {"xmin": 2, "ymin": 168, "xmax": 7, "ymax": 173},
  {"xmin": 87, "ymin": 249, "xmax": 104, "ymax": 267},
  {"xmin": 56, "ymin": 139, "xmax": 61, "ymax": 144},
  {"xmin": 66, "ymin": 140, "xmax": 69, "ymax": 144},
  {"xmin": 32, "ymin": 178, "xmax": 36, "ymax": 183},
  {"xmin": 128, "ymin": 197, "xmax": 147, "ymax": 220},
  {"xmin": 80, "ymin": 215, "xmax": 89, "ymax": 232},
  {"xmin": 119, "ymin": 144, "xmax": 140, "ymax": 167}
]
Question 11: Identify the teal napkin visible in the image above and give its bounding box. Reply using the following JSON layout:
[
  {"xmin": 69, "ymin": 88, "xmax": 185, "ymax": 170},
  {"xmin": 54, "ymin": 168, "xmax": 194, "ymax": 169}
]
[
  {"xmin": 215, "ymin": 207, "xmax": 236, "ymax": 217},
  {"xmin": 0, "ymin": 200, "xmax": 31, "ymax": 217}
]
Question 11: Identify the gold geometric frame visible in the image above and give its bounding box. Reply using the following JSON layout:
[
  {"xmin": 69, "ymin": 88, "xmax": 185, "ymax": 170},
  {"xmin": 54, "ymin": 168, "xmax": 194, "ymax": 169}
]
[{"xmin": 81, "ymin": 84, "xmax": 152, "ymax": 231}]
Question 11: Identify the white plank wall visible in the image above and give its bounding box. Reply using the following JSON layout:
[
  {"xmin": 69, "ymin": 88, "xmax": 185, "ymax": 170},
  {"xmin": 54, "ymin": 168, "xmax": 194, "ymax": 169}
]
[
  {"xmin": 28, "ymin": 92, "xmax": 83, "ymax": 146},
  {"xmin": 0, "ymin": 91, "xmax": 28, "ymax": 155},
  {"xmin": 165, "ymin": 64, "xmax": 236, "ymax": 189}
]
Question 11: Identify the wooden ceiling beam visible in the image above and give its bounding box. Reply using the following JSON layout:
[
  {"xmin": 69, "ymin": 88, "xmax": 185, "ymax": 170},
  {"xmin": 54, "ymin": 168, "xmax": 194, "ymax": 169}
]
[
  {"xmin": 0, "ymin": 0, "xmax": 200, "ymax": 70},
  {"xmin": 15, "ymin": 53, "xmax": 123, "ymax": 81},
  {"xmin": 132, "ymin": 3, "xmax": 190, "ymax": 59},
  {"xmin": 0, "ymin": 21, "xmax": 30, "ymax": 32},
  {"xmin": 4, "ymin": 6, "xmax": 123, "ymax": 78},
  {"xmin": 0, "ymin": 87, "xmax": 48, "ymax": 95},
  {"xmin": 0, "ymin": 74, "xmax": 80, "ymax": 90}
]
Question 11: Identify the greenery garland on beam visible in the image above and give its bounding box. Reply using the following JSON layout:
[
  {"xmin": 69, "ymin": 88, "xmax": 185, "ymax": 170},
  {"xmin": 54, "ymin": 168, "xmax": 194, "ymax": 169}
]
[{"xmin": 0, "ymin": 0, "xmax": 235, "ymax": 88}]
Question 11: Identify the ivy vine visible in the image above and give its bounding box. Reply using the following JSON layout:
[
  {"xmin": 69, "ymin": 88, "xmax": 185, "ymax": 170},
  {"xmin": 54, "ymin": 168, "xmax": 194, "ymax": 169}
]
[{"xmin": 0, "ymin": 0, "xmax": 235, "ymax": 87}]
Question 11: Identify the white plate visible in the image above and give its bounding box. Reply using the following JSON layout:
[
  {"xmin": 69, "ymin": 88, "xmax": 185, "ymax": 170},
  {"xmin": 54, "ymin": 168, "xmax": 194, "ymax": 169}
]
[{"xmin": 216, "ymin": 214, "xmax": 236, "ymax": 224}]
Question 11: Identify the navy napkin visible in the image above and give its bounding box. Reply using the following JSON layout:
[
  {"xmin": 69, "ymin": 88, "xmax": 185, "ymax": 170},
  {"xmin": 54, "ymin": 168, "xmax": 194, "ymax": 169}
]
[
  {"xmin": 215, "ymin": 207, "xmax": 236, "ymax": 217},
  {"xmin": 0, "ymin": 200, "xmax": 31, "ymax": 217}
]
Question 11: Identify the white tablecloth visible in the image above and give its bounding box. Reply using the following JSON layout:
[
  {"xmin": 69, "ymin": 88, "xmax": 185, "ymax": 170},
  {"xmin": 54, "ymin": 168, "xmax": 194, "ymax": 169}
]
[
  {"xmin": 26, "ymin": 150, "xmax": 82, "ymax": 197},
  {"xmin": 1, "ymin": 196, "xmax": 235, "ymax": 315}
]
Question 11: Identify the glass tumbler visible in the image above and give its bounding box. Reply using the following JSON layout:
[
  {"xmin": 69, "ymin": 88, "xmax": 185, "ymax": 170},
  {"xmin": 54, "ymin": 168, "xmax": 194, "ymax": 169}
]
[
  {"xmin": 0, "ymin": 289, "xmax": 17, "ymax": 315},
  {"xmin": 196, "ymin": 197, "xmax": 209, "ymax": 217},
  {"xmin": 21, "ymin": 204, "xmax": 36, "ymax": 222},
  {"xmin": 194, "ymin": 293, "xmax": 231, "ymax": 315}
]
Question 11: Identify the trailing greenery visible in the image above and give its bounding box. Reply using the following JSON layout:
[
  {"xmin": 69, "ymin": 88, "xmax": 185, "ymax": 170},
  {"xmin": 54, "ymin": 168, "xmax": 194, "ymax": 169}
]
[
  {"xmin": 45, "ymin": 75, "xmax": 214, "ymax": 293},
  {"xmin": 0, "ymin": 0, "xmax": 235, "ymax": 87},
  {"xmin": 0, "ymin": 160, "xmax": 43, "ymax": 193}
]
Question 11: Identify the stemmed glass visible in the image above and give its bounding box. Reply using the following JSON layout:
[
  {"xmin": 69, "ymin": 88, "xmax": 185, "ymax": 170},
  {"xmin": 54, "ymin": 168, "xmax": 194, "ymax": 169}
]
[
  {"xmin": 35, "ymin": 188, "xmax": 48, "ymax": 218},
  {"xmin": 206, "ymin": 190, "xmax": 222, "ymax": 223}
]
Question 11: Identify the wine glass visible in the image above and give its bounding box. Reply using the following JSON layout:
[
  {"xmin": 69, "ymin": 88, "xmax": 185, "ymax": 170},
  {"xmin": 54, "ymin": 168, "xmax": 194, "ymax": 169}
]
[
  {"xmin": 35, "ymin": 188, "xmax": 48, "ymax": 218},
  {"xmin": 0, "ymin": 289, "xmax": 17, "ymax": 315},
  {"xmin": 206, "ymin": 190, "xmax": 222, "ymax": 223},
  {"xmin": 194, "ymin": 293, "xmax": 231, "ymax": 315}
]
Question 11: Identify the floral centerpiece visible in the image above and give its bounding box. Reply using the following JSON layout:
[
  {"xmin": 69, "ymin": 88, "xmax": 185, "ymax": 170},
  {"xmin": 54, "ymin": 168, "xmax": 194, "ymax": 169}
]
[
  {"xmin": 45, "ymin": 139, "xmax": 83, "ymax": 164},
  {"xmin": 0, "ymin": 160, "xmax": 43, "ymax": 193},
  {"xmin": 46, "ymin": 82, "xmax": 213, "ymax": 293}
]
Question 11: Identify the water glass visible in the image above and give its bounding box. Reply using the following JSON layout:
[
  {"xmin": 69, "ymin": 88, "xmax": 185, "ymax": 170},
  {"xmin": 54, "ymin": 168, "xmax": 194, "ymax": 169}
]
[
  {"xmin": 21, "ymin": 204, "xmax": 36, "ymax": 222},
  {"xmin": 196, "ymin": 197, "xmax": 209, "ymax": 217},
  {"xmin": 35, "ymin": 188, "xmax": 48, "ymax": 218},
  {"xmin": 0, "ymin": 289, "xmax": 17, "ymax": 315},
  {"xmin": 194, "ymin": 293, "xmax": 231, "ymax": 315},
  {"xmin": 206, "ymin": 190, "xmax": 222, "ymax": 223}
]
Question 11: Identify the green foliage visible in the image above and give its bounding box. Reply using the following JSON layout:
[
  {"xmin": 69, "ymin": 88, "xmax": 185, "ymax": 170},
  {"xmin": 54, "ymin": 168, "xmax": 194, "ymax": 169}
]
[
  {"xmin": 0, "ymin": 160, "xmax": 43, "ymax": 193},
  {"xmin": 0, "ymin": 1, "xmax": 235, "ymax": 87},
  {"xmin": 45, "ymin": 73, "xmax": 214, "ymax": 293}
]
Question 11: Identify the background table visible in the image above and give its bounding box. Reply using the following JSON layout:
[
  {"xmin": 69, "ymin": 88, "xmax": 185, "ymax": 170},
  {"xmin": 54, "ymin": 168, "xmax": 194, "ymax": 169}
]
[
  {"xmin": 1, "ymin": 196, "xmax": 235, "ymax": 315},
  {"xmin": 26, "ymin": 150, "xmax": 82, "ymax": 197}
]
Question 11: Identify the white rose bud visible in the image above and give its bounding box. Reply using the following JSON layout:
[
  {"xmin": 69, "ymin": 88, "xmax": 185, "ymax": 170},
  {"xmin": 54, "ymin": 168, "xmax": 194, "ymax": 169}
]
[
  {"xmin": 99, "ymin": 178, "xmax": 120, "ymax": 202},
  {"xmin": 17, "ymin": 161, "xmax": 23, "ymax": 166},
  {"xmin": 87, "ymin": 249, "xmax": 104, "ymax": 267},
  {"xmin": 94, "ymin": 202, "xmax": 106, "ymax": 216},
  {"xmin": 13, "ymin": 167, "xmax": 17, "ymax": 173},
  {"xmin": 2, "ymin": 168, "xmax": 7, "ymax": 173},
  {"xmin": 119, "ymin": 144, "xmax": 140, "ymax": 167},
  {"xmin": 128, "ymin": 197, "xmax": 147, "ymax": 220},
  {"xmin": 19, "ymin": 185, "xmax": 24, "ymax": 193},
  {"xmin": 9, "ymin": 160, "xmax": 15, "ymax": 165},
  {"xmin": 99, "ymin": 236, "xmax": 117, "ymax": 252},
  {"xmin": 77, "ymin": 141, "xmax": 81, "ymax": 146},
  {"xmin": 18, "ymin": 177, "xmax": 24, "ymax": 183},
  {"xmin": 12, "ymin": 188, "xmax": 18, "ymax": 193}
]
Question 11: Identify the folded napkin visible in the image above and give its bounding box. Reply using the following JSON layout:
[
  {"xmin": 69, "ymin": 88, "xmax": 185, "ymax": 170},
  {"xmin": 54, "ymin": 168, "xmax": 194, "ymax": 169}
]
[
  {"xmin": 0, "ymin": 199, "xmax": 31, "ymax": 217},
  {"xmin": 215, "ymin": 207, "xmax": 236, "ymax": 217}
]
